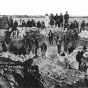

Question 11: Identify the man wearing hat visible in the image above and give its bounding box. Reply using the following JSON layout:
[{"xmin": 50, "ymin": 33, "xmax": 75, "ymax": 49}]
[{"xmin": 64, "ymin": 11, "xmax": 69, "ymax": 24}]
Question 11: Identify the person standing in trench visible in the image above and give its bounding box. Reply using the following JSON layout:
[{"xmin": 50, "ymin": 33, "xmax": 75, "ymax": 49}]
[
  {"xmin": 48, "ymin": 30, "xmax": 53, "ymax": 45},
  {"xmin": 56, "ymin": 37, "xmax": 62, "ymax": 54}
]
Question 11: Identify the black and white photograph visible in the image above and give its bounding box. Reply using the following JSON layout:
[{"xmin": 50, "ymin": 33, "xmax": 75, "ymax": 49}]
[{"xmin": 0, "ymin": 0, "xmax": 88, "ymax": 88}]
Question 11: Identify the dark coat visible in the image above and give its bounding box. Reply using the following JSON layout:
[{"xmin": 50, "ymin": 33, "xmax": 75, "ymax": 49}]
[
  {"xmin": 68, "ymin": 47, "xmax": 75, "ymax": 54},
  {"xmin": 76, "ymin": 51, "xmax": 84, "ymax": 63},
  {"xmin": 73, "ymin": 22, "xmax": 79, "ymax": 28},
  {"xmin": 31, "ymin": 20, "xmax": 36, "ymax": 27},
  {"xmin": 22, "ymin": 21, "xmax": 25, "ymax": 27},
  {"xmin": 37, "ymin": 21, "xmax": 41, "ymax": 28},
  {"xmin": 27, "ymin": 20, "xmax": 32, "ymax": 27},
  {"xmin": 50, "ymin": 19, "xmax": 54, "ymax": 25},
  {"xmin": 8, "ymin": 18, "xmax": 13, "ymax": 28},
  {"xmin": 69, "ymin": 23, "xmax": 74, "ymax": 29},
  {"xmin": 64, "ymin": 14, "xmax": 69, "ymax": 20},
  {"xmin": 81, "ymin": 22, "xmax": 86, "ymax": 28},
  {"xmin": 13, "ymin": 21, "xmax": 18, "ymax": 28},
  {"xmin": 60, "ymin": 15, "xmax": 63, "ymax": 22},
  {"xmin": 48, "ymin": 32, "xmax": 53, "ymax": 38},
  {"xmin": 41, "ymin": 43, "xmax": 47, "ymax": 52}
]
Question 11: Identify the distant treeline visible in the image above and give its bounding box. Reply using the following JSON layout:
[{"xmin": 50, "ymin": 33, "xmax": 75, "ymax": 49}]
[
  {"xmin": 13, "ymin": 15, "xmax": 88, "ymax": 18},
  {"xmin": 0, "ymin": 15, "xmax": 88, "ymax": 18},
  {"xmin": 13, "ymin": 15, "xmax": 44, "ymax": 18},
  {"xmin": 70, "ymin": 16, "xmax": 88, "ymax": 18}
]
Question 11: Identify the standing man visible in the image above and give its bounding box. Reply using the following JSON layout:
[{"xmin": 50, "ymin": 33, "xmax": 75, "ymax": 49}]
[
  {"xmin": 55, "ymin": 14, "xmax": 59, "ymax": 27},
  {"xmin": 18, "ymin": 19, "xmax": 22, "ymax": 27},
  {"xmin": 56, "ymin": 37, "xmax": 62, "ymax": 54},
  {"xmin": 48, "ymin": 30, "xmax": 53, "ymax": 45},
  {"xmin": 64, "ymin": 34, "xmax": 69, "ymax": 52},
  {"xmin": 13, "ymin": 20, "xmax": 18, "ymax": 31},
  {"xmin": 37, "ymin": 21, "xmax": 41, "ymax": 28},
  {"xmin": 45, "ymin": 14, "xmax": 50, "ymax": 28},
  {"xmin": 27, "ymin": 20, "xmax": 32, "ymax": 27},
  {"xmin": 73, "ymin": 20, "xmax": 79, "ymax": 32},
  {"xmin": 59, "ymin": 13, "xmax": 63, "ymax": 27},
  {"xmin": 31, "ymin": 19, "xmax": 36, "ymax": 27},
  {"xmin": 41, "ymin": 21, "xmax": 45, "ymax": 29},
  {"xmin": 81, "ymin": 20, "xmax": 86, "ymax": 31},
  {"xmin": 64, "ymin": 11, "xmax": 69, "ymax": 24},
  {"xmin": 35, "ymin": 39, "xmax": 39, "ymax": 57},
  {"xmin": 41, "ymin": 42, "xmax": 47, "ymax": 58},
  {"xmin": 50, "ymin": 18, "xmax": 54, "ymax": 28},
  {"xmin": 2, "ymin": 15, "xmax": 8, "ymax": 29},
  {"xmin": 8, "ymin": 16, "xmax": 13, "ymax": 29},
  {"xmin": 4, "ymin": 30, "xmax": 11, "ymax": 52},
  {"xmin": 22, "ymin": 20, "xmax": 26, "ymax": 27}
]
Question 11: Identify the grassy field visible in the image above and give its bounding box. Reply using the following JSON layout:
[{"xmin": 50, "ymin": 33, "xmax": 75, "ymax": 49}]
[{"xmin": 69, "ymin": 18, "xmax": 88, "ymax": 25}]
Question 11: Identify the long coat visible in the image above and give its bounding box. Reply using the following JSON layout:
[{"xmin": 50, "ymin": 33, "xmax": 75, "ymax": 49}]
[
  {"xmin": 1, "ymin": 16, "xmax": 8, "ymax": 29},
  {"xmin": 8, "ymin": 18, "xmax": 13, "ymax": 28},
  {"xmin": 64, "ymin": 14, "xmax": 69, "ymax": 20}
]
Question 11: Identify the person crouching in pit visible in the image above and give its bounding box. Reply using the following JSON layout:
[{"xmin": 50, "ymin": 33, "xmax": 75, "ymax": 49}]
[{"xmin": 41, "ymin": 42, "xmax": 47, "ymax": 58}]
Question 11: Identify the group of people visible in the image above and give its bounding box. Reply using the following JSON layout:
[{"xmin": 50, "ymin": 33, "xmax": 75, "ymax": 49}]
[
  {"xmin": 68, "ymin": 20, "xmax": 88, "ymax": 32},
  {"xmin": 50, "ymin": 11, "xmax": 69, "ymax": 28},
  {"xmin": 12, "ymin": 19, "xmax": 45, "ymax": 31},
  {"xmin": 1, "ymin": 29, "xmax": 47, "ymax": 59},
  {"xmin": 0, "ymin": 15, "xmax": 13, "ymax": 29},
  {"xmin": 48, "ymin": 28, "xmax": 78, "ymax": 54},
  {"xmin": 49, "ymin": 11, "xmax": 88, "ymax": 33},
  {"xmin": 0, "ymin": 15, "xmax": 46, "ymax": 32},
  {"xmin": 76, "ymin": 46, "xmax": 87, "ymax": 72},
  {"xmin": 47, "ymin": 28, "xmax": 88, "ymax": 72},
  {"xmin": 17, "ymin": 19, "xmax": 45, "ymax": 28}
]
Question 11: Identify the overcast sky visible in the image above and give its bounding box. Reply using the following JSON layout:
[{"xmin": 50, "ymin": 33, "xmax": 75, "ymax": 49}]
[{"xmin": 0, "ymin": 0, "xmax": 88, "ymax": 16}]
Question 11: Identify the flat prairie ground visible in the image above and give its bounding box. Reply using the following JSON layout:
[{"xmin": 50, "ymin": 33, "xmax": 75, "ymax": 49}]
[{"xmin": 69, "ymin": 18, "xmax": 88, "ymax": 25}]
